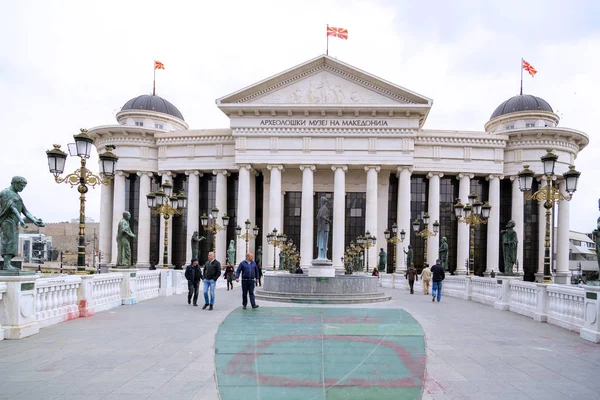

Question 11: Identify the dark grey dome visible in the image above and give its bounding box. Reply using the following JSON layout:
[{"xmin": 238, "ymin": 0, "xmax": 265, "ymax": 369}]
[
  {"xmin": 121, "ymin": 94, "xmax": 184, "ymax": 121},
  {"xmin": 490, "ymin": 94, "xmax": 553, "ymax": 120}
]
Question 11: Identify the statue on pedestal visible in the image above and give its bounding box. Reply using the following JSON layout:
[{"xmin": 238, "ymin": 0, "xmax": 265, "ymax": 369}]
[
  {"xmin": 227, "ymin": 240, "xmax": 236, "ymax": 265},
  {"xmin": 316, "ymin": 196, "xmax": 331, "ymax": 260},
  {"xmin": 440, "ymin": 237, "xmax": 449, "ymax": 272},
  {"xmin": 256, "ymin": 246, "xmax": 262, "ymax": 267},
  {"xmin": 279, "ymin": 249, "xmax": 286, "ymax": 270},
  {"xmin": 378, "ymin": 248, "xmax": 387, "ymax": 273},
  {"xmin": 501, "ymin": 220, "xmax": 518, "ymax": 275},
  {"xmin": 404, "ymin": 245, "xmax": 413, "ymax": 270},
  {"xmin": 116, "ymin": 211, "xmax": 136, "ymax": 267},
  {"xmin": 0, "ymin": 176, "xmax": 44, "ymax": 272},
  {"xmin": 190, "ymin": 231, "xmax": 205, "ymax": 261}
]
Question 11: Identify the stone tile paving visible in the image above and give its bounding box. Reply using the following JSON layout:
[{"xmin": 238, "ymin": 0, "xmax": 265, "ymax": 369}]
[
  {"xmin": 215, "ymin": 307, "xmax": 425, "ymax": 399},
  {"xmin": 0, "ymin": 281, "xmax": 599, "ymax": 399}
]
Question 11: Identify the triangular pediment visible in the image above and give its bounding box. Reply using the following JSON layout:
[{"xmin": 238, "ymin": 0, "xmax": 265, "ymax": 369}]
[{"xmin": 217, "ymin": 55, "xmax": 432, "ymax": 107}]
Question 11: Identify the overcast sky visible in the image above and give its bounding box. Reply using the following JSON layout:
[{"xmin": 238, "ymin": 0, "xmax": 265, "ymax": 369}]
[{"xmin": 1, "ymin": 0, "xmax": 598, "ymax": 232}]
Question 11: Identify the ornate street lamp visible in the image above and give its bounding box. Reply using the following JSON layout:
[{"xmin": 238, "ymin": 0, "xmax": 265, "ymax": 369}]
[
  {"xmin": 356, "ymin": 231, "xmax": 376, "ymax": 272},
  {"xmin": 453, "ymin": 192, "xmax": 490, "ymax": 276},
  {"xmin": 200, "ymin": 206, "xmax": 229, "ymax": 254},
  {"xmin": 146, "ymin": 181, "xmax": 187, "ymax": 270},
  {"xmin": 517, "ymin": 150, "xmax": 580, "ymax": 283},
  {"xmin": 235, "ymin": 219, "xmax": 260, "ymax": 263},
  {"xmin": 412, "ymin": 213, "xmax": 439, "ymax": 269},
  {"xmin": 46, "ymin": 129, "xmax": 118, "ymax": 273},
  {"xmin": 384, "ymin": 223, "xmax": 406, "ymax": 273},
  {"xmin": 266, "ymin": 228, "xmax": 287, "ymax": 271}
]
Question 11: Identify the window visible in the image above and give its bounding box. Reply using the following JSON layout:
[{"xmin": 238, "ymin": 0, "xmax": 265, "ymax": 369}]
[
  {"xmin": 410, "ymin": 175, "xmax": 428, "ymax": 272},
  {"xmin": 498, "ymin": 178, "xmax": 513, "ymax": 273},
  {"xmin": 284, "ymin": 192, "xmax": 302, "ymax": 252},
  {"xmin": 572, "ymin": 240, "xmax": 581, "ymax": 246},
  {"xmin": 386, "ymin": 175, "xmax": 398, "ymax": 273},
  {"xmin": 135, "ymin": 121, "xmax": 144, "ymax": 127},
  {"xmin": 505, "ymin": 124, "xmax": 514, "ymax": 130},
  {"xmin": 155, "ymin": 123, "xmax": 164, "ymax": 129},
  {"xmin": 125, "ymin": 174, "xmax": 140, "ymax": 265},
  {"xmin": 344, "ymin": 192, "xmax": 366, "ymax": 255},
  {"xmin": 523, "ymin": 179, "xmax": 539, "ymax": 281},
  {"xmin": 171, "ymin": 174, "xmax": 188, "ymax": 268},
  {"xmin": 470, "ymin": 178, "xmax": 489, "ymax": 275},
  {"xmin": 439, "ymin": 177, "xmax": 459, "ymax": 272},
  {"xmin": 226, "ymin": 173, "xmax": 239, "ymax": 262},
  {"xmin": 525, "ymin": 122, "xmax": 535, "ymax": 128}
]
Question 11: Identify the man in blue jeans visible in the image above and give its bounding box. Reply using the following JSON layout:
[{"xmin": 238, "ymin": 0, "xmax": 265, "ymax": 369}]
[
  {"xmin": 236, "ymin": 252, "xmax": 259, "ymax": 310},
  {"xmin": 202, "ymin": 252, "xmax": 221, "ymax": 310},
  {"xmin": 431, "ymin": 258, "xmax": 445, "ymax": 303}
]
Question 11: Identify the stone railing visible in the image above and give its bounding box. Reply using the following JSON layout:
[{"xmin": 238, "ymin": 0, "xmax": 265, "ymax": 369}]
[
  {"xmin": 90, "ymin": 273, "xmax": 123, "ymax": 313},
  {"xmin": 35, "ymin": 276, "xmax": 81, "ymax": 329},
  {"xmin": 135, "ymin": 270, "xmax": 161, "ymax": 302},
  {"xmin": 381, "ymin": 274, "xmax": 600, "ymax": 343},
  {"xmin": 0, "ymin": 282, "xmax": 7, "ymax": 340}
]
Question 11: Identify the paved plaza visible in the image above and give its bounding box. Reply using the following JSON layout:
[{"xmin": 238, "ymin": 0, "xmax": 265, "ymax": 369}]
[{"xmin": 1, "ymin": 281, "xmax": 600, "ymax": 400}]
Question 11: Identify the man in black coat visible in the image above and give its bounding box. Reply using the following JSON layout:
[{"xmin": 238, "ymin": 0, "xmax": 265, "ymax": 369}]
[
  {"xmin": 431, "ymin": 258, "xmax": 445, "ymax": 303},
  {"xmin": 185, "ymin": 258, "xmax": 202, "ymax": 306},
  {"xmin": 202, "ymin": 252, "xmax": 221, "ymax": 310}
]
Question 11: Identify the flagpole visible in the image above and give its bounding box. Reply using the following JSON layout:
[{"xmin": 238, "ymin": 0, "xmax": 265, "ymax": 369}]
[
  {"xmin": 153, "ymin": 61, "xmax": 156, "ymax": 96},
  {"xmin": 326, "ymin": 24, "xmax": 329, "ymax": 56},
  {"xmin": 520, "ymin": 58, "xmax": 523, "ymax": 96}
]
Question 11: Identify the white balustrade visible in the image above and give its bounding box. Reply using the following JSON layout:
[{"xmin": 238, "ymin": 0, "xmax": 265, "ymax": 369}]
[
  {"xmin": 35, "ymin": 276, "xmax": 81, "ymax": 329},
  {"xmin": 92, "ymin": 273, "xmax": 123, "ymax": 313},
  {"xmin": 379, "ymin": 273, "xmax": 393, "ymax": 288},
  {"xmin": 0, "ymin": 282, "xmax": 6, "ymax": 340},
  {"xmin": 443, "ymin": 276, "xmax": 469, "ymax": 299},
  {"xmin": 509, "ymin": 281, "xmax": 539, "ymax": 318},
  {"xmin": 135, "ymin": 270, "xmax": 160, "ymax": 302},
  {"xmin": 546, "ymin": 284, "xmax": 585, "ymax": 332},
  {"xmin": 471, "ymin": 277, "xmax": 499, "ymax": 306}
]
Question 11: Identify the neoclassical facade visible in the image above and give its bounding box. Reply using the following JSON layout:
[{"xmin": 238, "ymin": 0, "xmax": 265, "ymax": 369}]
[{"xmin": 89, "ymin": 55, "xmax": 588, "ymax": 282}]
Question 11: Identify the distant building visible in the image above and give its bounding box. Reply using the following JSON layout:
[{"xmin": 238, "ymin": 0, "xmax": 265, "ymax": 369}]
[{"xmin": 568, "ymin": 230, "xmax": 597, "ymax": 276}]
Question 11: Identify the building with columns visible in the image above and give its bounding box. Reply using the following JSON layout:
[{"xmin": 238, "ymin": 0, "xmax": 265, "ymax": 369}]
[{"xmin": 88, "ymin": 55, "xmax": 588, "ymax": 282}]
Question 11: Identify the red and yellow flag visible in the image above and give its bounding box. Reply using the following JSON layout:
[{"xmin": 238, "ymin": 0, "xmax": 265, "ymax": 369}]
[
  {"xmin": 522, "ymin": 59, "xmax": 537, "ymax": 77},
  {"xmin": 327, "ymin": 26, "xmax": 348, "ymax": 40},
  {"xmin": 154, "ymin": 60, "xmax": 165, "ymax": 70}
]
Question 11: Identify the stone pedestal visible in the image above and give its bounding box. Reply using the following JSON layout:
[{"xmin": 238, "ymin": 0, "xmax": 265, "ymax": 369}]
[
  {"xmin": 160, "ymin": 270, "xmax": 173, "ymax": 297},
  {"xmin": 494, "ymin": 276, "xmax": 521, "ymax": 311},
  {"xmin": 309, "ymin": 259, "xmax": 335, "ymax": 277},
  {"xmin": 110, "ymin": 268, "xmax": 138, "ymax": 305},
  {"xmin": 553, "ymin": 272, "xmax": 570, "ymax": 285},
  {"xmin": 77, "ymin": 275, "xmax": 95, "ymax": 317},
  {"xmin": 0, "ymin": 275, "xmax": 40, "ymax": 339},
  {"xmin": 580, "ymin": 285, "xmax": 600, "ymax": 343}
]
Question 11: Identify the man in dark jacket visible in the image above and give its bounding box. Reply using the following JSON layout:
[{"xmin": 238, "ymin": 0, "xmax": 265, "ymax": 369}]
[
  {"xmin": 202, "ymin": 252, "xmax": 221, "ymax": 310},
  {"xmin": 431, "ymin": 258, "xmax": 445, "ymax": 303},
  {"xmin": 405, "ymin": 263, "xmax": 418, "ymax": 294},
  {"xmin": 236, "ymin": 252, "xmax": 259, "ymax": 310},
  {"xmin": 185, "ymin": 258, "xmax": 202, "ymax": 306}
]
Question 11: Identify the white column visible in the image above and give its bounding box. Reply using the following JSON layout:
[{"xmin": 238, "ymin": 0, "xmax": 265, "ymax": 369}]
[
  {"xmin": 377, "ymin": 171, "xmax": 390, "ymax": 270},
  {"xmin": 185, "ymin": 171, "xmax": 201, "ymax": 264},
  {"xmin": 397, "ymin": 167, "xmax": 412, "ymax": 273},
  {"xmin": 427, "ymin": 172, "xmax": 442, "ymax": 265},
  {"xmin": 160, "ymin": 172, "xmax": 173, "ymax": 266},
  {"xmin": 365, "ymin": 166, "xmax": 380, "ymax": 270},
  {"xmin": 214, "ymin": 170, "xmax": 228, "ymax": 264},
  {"xmin": 136, "ymin": 172, "xmax": 152, "ymax": 267},
  {"xmin": 511, "ymin": 176, "xmax": 524, "ymax": 273},
  {"xmin": 300, "ymin": 165, "xmax": 316, "ymax": 269},
  {"xmin": 556, "ymin": 180, "xmax": 571, "ymax": 284},
  {"xmin": 111, "ymin": 171, "xmax": 126, "ymax": 265},
  {"xmin": 457, "ymin": 173, "xmax": 472, "ymax": 274},
  {"xmin": 262, "ymin": 173, "xmax": 270, "ymax": 269},
  {"xmin": 538, "ymin": 177, "xmax": 548, "ymax": 279},
  {"xmin": 249, "ymin": 170, "xmax": 257, "ymax": 253},
  {"xmin": 99, "ymin": 178, "xmax": 114, "ymax": 266},
  {"xmin": 486, "ymin": 175, "xmax": 502, "ymax": 275},
  {"xmin": 332, "ymin": 165, "xmax": 347, "ymax": 270},
  {"xmin": 267, "ymin": 165, "xmax": 283, "ymax": 269},
  {"xmin": 236, "ymin": 164, "xmax": 251, "ymax": 262}
]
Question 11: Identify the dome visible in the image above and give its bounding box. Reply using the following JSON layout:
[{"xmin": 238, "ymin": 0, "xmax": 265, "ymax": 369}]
[
  {"xmin": 490, "ymin": 94, "xmax": 553, "ymax": 120},
  {"xmin": 121, "ymin": 94, "xmax": 184, "ymax": 121}
]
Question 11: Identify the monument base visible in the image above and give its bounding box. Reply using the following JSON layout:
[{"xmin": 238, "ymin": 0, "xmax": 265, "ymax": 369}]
[
  {"xmin": 309, "ymin": 259, "xmax": 335, "ymax": 277},
  {"xmin": 0, "ymin": 260, "xmax": 33, "ymax": 276}
]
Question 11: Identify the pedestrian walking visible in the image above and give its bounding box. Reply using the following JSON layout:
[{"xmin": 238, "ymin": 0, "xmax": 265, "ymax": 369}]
[
  {"xmin": 405, "ymin": 263, "xmax": 418, "ymax": 294},
  {"xmin": 236, "ymin": 252, "xmax": 259, "ymax": 310},
  {"xmin": 184, "ymin": 258, "xmax": 202, "ymax": 306},
  {"xmin": 225, "ymin": 259, "xmax": 235, "ymax": 290},
  {"xmin": 431, "ymin": 258, "xmax": 445, "ymax": 303},
  {"xmin": 421, "ymin": 264, "xmax": 432, "ymax": 295},
  {"xmin": 202, "ymin": 252, "xmax": 221, "ymax": 310}
]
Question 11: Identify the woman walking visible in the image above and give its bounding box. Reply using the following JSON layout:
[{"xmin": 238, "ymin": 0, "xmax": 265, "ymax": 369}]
[{"xmin": 225, "ymin": 259, "xmax": 235, "ymax": 291}]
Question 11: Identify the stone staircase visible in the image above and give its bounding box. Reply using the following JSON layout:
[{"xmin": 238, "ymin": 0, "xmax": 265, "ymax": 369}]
[{"xmin": 255, "ymin": 289, "xmax": 391, "ymax": 304}]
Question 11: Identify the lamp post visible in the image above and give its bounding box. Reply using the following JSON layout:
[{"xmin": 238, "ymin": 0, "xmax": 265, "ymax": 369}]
[
  {"xmin": 200, "ymin": 206, "xmax": 229, "ymax": 254},
  {"xmin": 266, "ymin": 228, "xmax": 287, "ymax": 271},
  {"xmin": 517, "ymin": 150, "xmax": 580, "ymax": 283},
  {"xmin": 453, "ymin": 192, "xmax": 491, "ymax": 276},
  {"xmin": 384, "ymin": 223, "xmax": 406, "ymax": 273},
  {"xmin": 46, "ymin": 129, "xmax": 119, "ymax": 273},
  {"xmin": 146, "ymin": 181, "xmax": 187, "ymax": 270},
  {"xmin": 356, "ymin": 231, "xmax": 376, "ymax": 272},
  {"xmin": 412, "ymin": 213, "xmax": 440, "ymax": 269},
  {"xmin": 235, "ymin": 219, "xmax": 260, "ymax": 260}
]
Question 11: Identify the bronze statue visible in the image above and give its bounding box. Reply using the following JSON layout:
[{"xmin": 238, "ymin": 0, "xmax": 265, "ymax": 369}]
[
  {"xmin": 440, "ymin": 237, "xmax": 449, "ymax": 272},
  {"xmin": 116, "ymin": 211, "xmax": 136, "ymax": 267},
  {"xmin": 316, "ymin": 196, "xmax": 331, "ymax": 260},
  {"xmin": 191, "ymin": 231, "xmax": 205, "ymax": 261},
  {"xmin": 0, "ymin": 177, "xmax": 44, "ymax": 271},
  {"xmin": 227, "ymin": 240, "xmax": 236, "ymax": 265},
  {"xmin": 404, "ymin": 245, "xmax": 413, "ymax": 270},
  {"xmin": 378, "ymin": 248, "xmax": 387, "ymax": 272},
  {"xmin": 501, "ymin": 220, "xmax": 518, "ymax": 274},
  {"xmin": 256, "ymin": 246, "xmax": 262, "ymax": 267}
]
